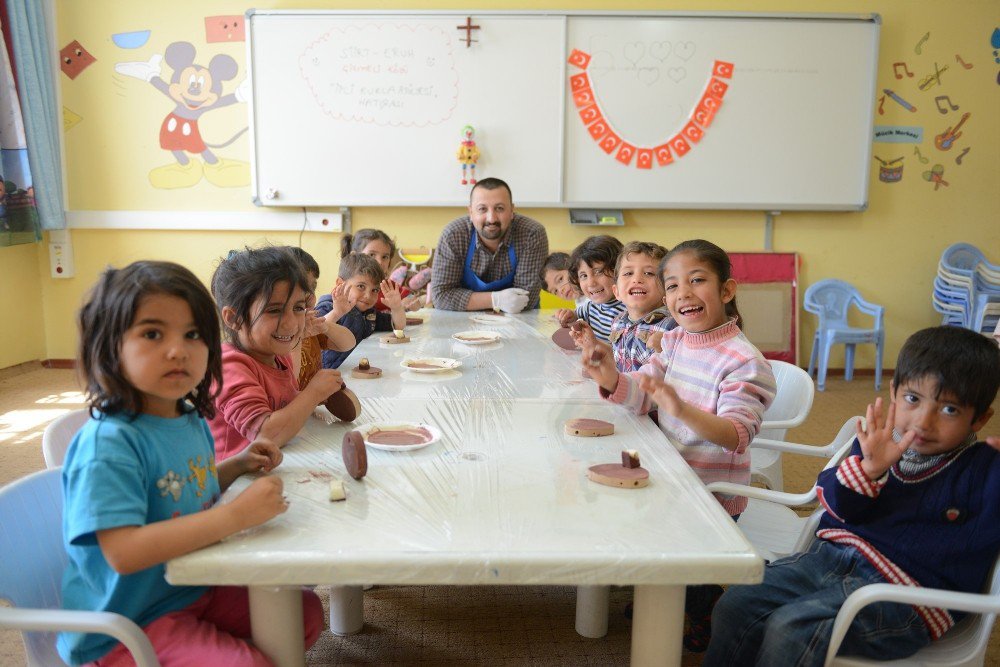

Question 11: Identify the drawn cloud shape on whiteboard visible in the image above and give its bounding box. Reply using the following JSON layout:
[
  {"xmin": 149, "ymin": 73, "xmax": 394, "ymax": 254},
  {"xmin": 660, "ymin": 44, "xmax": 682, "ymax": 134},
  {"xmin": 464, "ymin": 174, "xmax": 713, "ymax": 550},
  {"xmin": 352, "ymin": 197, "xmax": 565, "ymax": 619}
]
[{"xmin": 299, "ymin": 24, "xmax": 459, "ymax": 127}]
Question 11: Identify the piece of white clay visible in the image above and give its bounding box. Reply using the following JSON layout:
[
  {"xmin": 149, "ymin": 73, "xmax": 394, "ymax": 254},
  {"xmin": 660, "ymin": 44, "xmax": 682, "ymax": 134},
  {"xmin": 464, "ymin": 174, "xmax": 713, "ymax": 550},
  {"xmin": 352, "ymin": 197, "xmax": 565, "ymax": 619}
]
[
  {"xmin": 329, "ymin": 479, "xmax": 347, "ymax": 501},
  {"xmin": 393, "ymin": 329, "xmax": 405, "ymax": 339}
]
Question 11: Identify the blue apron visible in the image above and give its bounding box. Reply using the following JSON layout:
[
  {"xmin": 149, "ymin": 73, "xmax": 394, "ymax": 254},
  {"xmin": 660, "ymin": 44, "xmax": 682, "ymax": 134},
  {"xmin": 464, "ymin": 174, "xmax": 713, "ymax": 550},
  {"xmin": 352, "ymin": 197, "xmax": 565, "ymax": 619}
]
[{"xmin": 461, "ymin": 232, "xmax": 518, "ymax": 291}]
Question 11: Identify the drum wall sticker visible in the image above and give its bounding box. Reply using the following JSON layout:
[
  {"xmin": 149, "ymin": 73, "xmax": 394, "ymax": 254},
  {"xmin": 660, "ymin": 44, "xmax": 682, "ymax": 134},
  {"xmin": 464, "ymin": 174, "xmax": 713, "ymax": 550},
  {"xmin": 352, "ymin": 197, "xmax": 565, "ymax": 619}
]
[{"xmin": 567, "ymin": 50, "xmax": 733, "ymax": 169}]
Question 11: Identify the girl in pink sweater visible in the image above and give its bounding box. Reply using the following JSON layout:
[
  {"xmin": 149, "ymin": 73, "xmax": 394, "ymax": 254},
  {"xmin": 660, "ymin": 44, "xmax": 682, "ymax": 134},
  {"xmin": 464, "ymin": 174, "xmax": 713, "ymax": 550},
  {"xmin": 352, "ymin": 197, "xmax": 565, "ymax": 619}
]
[
  {"xmin": 580, "ymin": 238, "xmax": 777, "ymax": 650},
  {"xmin": 581, "ymin": 238, "xmax": 776, "ymax": 515}
]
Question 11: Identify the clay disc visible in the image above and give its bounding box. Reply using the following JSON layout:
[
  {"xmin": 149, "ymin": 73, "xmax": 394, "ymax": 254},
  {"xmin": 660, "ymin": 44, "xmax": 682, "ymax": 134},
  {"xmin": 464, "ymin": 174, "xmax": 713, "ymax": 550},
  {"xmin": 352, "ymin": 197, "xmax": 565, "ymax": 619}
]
[
  {"xmin": 342, "ymin": 430, "xmax": 368, "ymax": 480},
  {"xmin": 381, "ymin": 335, "xmax": 410, "ymax": 344},
  {"xmin": 551, "ymin": 327, "xmax": 579, "ymax": 351},
  {"xmin": 350, "ymin": 365, "xmax": 383, "ymax": 379},
  {"xmin": 406, "ymin": 316, "xmax": 424, "ymax": 326},
  {"xmin": 324, "ymin": 387, "xmax": 361, "ymax": 422},
  {"xmin": 587, "ymin": 464, "xmax": 649, "ymax": 488},
  {"xmin": 565, "ymin": 418, "xmax": 614, "ymax": 437}
]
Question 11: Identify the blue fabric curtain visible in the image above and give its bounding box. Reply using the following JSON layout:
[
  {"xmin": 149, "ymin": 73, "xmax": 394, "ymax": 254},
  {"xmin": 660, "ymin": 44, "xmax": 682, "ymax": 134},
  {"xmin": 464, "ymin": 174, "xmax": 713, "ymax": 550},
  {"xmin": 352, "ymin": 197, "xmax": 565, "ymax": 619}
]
[{"xmin": 4, "ymin": 0, "xmax": 65, "ymax": 234}]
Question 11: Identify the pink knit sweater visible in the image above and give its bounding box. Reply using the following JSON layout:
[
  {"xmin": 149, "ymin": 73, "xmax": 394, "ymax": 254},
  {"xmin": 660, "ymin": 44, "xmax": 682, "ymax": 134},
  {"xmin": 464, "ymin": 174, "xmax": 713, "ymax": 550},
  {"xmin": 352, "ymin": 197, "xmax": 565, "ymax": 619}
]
[{"xmin": 604, "ymin": 319, "xmax": 776, "ymax": 515}]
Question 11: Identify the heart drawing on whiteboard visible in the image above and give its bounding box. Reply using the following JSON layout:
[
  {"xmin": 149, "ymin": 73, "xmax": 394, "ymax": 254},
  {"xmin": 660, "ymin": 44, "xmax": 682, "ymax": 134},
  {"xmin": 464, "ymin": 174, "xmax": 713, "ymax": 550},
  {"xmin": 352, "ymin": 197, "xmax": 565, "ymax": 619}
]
[
  {"xmin": 638, "ymin": 67, "xmax": 660, "ymax": 85},
  {"xmin": 667, "ymin": 67, "xmax": 687, "ymax": 83},
  {"xmin": 650, "ymin": 41, "xmax": 672, "ymax": 62},
  {"xmin": 623, "ymin": 41, "xmax": 646, "ymax": 65},
  {"xmin": 674, "ymin": 41, "xmax": 696, "ymax": 61}
]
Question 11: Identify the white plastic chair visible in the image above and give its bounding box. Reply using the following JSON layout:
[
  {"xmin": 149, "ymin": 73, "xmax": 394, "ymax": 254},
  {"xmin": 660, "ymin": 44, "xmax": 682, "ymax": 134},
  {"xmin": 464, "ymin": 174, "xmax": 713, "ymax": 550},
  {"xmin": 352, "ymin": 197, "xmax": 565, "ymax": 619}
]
[
  {"xmin": 0, "ymin": 468, "xmax": 160, "ymax": 667},
  {"xmin": 42, "ymin": 409, "xmax": 90, "ymax": 468},
  {"xmin": 826, "ymin": 558, "xmax": 1000, "ymax": 667},
  {"xmin": 750, "ymin": 361, "xmax": 816, "ymax": 491},
  {"xmin": 711, "ymin": 438, "xmax": 854, "ymax": 562}
]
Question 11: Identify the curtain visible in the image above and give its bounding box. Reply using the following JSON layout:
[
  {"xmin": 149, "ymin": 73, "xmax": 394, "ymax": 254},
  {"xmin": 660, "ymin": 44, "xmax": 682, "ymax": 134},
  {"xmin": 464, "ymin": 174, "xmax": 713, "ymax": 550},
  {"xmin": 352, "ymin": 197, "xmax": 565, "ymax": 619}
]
[{"xmin": 3, "ymin": 0, "xmax": 64, "ymax": 239}]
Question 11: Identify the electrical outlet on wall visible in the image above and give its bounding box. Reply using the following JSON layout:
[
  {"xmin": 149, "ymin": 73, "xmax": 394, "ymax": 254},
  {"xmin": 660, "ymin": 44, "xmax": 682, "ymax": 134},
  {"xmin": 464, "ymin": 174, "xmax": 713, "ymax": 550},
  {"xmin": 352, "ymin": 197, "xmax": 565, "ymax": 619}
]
[
  {"xmin": 49, "ymin": 239, "xmax": 75, "ymax": 278},
  {"xmin": 303, "ymin": 209, "xmax": 343, "ymax": 232}
]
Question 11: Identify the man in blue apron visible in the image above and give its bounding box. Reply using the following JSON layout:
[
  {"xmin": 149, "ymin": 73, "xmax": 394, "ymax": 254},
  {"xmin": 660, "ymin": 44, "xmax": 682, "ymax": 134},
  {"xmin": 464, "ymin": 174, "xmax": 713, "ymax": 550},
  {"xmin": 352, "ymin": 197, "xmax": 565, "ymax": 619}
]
[{"xmin": 431, "ymin": 177, "xmax": 549, "ymax": 313}]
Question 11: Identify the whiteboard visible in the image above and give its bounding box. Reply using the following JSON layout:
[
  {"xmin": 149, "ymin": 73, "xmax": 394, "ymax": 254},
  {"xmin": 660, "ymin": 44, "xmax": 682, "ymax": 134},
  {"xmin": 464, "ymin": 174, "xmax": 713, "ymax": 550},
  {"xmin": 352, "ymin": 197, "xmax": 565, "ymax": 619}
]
[
  {"xmin": 247, "ymin": 11, "xmax": 880, "ymax": 211},
  {"xmin": 246, "ymin": 12, "xmax": 565, "ymax": 207},
  {"xmin": 563, "ymin": 15, "xmax": 880, "ymax": 210}
]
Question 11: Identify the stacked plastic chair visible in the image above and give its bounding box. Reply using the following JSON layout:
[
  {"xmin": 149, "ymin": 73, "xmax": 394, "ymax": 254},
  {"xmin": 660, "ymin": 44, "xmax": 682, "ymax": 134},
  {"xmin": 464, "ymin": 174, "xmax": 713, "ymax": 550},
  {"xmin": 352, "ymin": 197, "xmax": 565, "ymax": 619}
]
[{"xmin": 932, "ymin": 243, "xmax": 1000, "ymax": 334}]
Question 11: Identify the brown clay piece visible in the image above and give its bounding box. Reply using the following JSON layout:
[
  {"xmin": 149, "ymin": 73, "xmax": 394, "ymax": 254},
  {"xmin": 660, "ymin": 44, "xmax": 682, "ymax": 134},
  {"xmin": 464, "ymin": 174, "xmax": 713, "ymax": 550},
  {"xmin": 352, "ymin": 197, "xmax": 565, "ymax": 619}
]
[
  {"xmin": 381, "ymin": 333, "xmax": 410, "ymax": 344},
  {"xmin": 342, "ymin": 430, "xmax": 367, "ymax": 480},
  {"xmin": 351, "ymin": 358, "xmax": 382, "ymax": 379},
  {"xmin": 551, "ymin": 327, "xmax": 578, "ymax": 351},
  {"xmin": 324, "ymin": 386, "xmax": 361, "ymax": 422},
  {"xmin": 587, "ymin": 463, "xmax": 649, "ymax": 489},
  {"xmin": 406, "ymin": 316, "xmax": 424, "ymax": 326},
  {"xmin": 564, "ymin": 418, "xmax": 615, "ymax": 437},
  {"xmin": 621, "ymin": 450, "xmax": 641, "ymax": 469}
]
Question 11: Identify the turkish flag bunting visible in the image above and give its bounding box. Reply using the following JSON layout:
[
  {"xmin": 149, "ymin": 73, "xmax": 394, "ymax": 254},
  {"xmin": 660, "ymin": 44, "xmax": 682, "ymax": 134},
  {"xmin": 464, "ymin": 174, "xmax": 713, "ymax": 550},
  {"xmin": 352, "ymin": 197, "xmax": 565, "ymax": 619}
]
[
  {"xmin": 570, "ymin": 73, "xmax": 590, "ymax": 91},
  {"xmin": 682, "ymin": 122, "xmax": 704, "ymax": 143},
  {"xmin": 573, "ymin": 88, "xmax": 595, "ymax": 108},
  {"xmin": 568, "ymin": 49, "xmax": 592, "ymax": 70},
  {"xmin": 636, "ymin": 148, "xmax": 653, "ymax": 169},
  {"xmin": 579, "ymin": 104, "xmax": 603, "ymax": 125},
  {"xmin": 615, "ymin": 142, "xmax": 636, "ymax": 165},
  {"xmin": 588, "ymin": 120, "xmax": 609, "ymax": 140},
  {"xmin": 600, "ymin": 131, "xmax": 622, "ymax": 154},
  {"xmin": 708, "ymin": 77, "xmax": 729, "ymax": 98},
  {"xmin": 670, "ymin": 135, "xmax": 691, "ymax": 156},
  {"xmin": 713, "ymin": 60, "xmax": 734, "ymax": 78},
  {"xmin": 654, "ymin": 143, "xmax": 674, "ymax": 166}
]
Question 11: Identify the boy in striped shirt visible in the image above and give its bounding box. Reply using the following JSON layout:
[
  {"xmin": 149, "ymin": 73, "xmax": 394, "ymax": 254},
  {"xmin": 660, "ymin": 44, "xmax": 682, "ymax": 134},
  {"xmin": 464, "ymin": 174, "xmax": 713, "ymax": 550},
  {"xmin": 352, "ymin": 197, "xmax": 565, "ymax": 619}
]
[
  {"xmin": 607, "ymin": 241, "xmax": 677, "ymax": 372},
  {"xmin": 706, "ymin": 326, "xmax": 1000, "ymax": 666},
  {"xmin": 556, "ymin": 235, "xmax": 625, "ymax": 341}
]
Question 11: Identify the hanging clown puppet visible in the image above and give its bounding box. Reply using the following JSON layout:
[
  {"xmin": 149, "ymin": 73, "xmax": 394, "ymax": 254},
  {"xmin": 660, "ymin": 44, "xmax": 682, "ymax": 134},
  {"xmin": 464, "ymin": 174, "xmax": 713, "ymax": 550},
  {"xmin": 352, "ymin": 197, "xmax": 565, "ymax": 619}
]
[{"xmin": 456, "ymin": 124, "xmax": 480, "ymax": 185}]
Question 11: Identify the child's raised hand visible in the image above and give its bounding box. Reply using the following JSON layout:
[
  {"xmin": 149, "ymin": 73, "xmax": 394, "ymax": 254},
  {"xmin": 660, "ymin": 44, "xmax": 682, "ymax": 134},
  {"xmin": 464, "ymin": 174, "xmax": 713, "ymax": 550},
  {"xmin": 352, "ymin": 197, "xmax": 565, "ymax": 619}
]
[
  {"xmin": 331, "ymin": 282, "xmax": 351, "ymax": 311},
  {"xmin": 306, "ymin": 368, "xmax": 345, "ymax": 402},
  {"xmin": 303, "ymin": 309, "xmax": 326, "ymax": 338},
  {"xmin": 986, "ymin": 436, "xmax": 1000, "ymax": 452},
  {"xmin": 856, "ymin": 397, "xmax": 913, "ymax": 480},
  {"xmin": 637, "ymin": 374, "xmax": 686, "ymax": 418},
  {"xmin": 578, "ymin": 338, "xmax": 619, "ymax": 393},
  {"xmin": 568, "ymin": 319, "xmax": 597, "ymax": 349},
  {"xmin": 237, "ymin": 436, "xmax": 283, "ymax": 474},
  {"xmin": 380, "ymin": 279, "xmax": 403, "ymax": 309},
  {"xmin": 555, "ymin": 308, "xmax": 575, "ymax": 326},
  {"xmin": 231, "ymin": 476, "xmax": 288, "ymax": 529},
  {"xmin": 645, "ymin": 331, "xmax": 664, "ymax": 352}
]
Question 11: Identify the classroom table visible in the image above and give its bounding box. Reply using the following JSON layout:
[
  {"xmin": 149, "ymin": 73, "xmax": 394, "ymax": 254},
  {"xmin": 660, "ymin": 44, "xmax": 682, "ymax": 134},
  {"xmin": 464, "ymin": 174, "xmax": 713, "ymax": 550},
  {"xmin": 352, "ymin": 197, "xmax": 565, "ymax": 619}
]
[{"xmin": 166, "ymin": 310, "xmax": 762, "ymax": 666}]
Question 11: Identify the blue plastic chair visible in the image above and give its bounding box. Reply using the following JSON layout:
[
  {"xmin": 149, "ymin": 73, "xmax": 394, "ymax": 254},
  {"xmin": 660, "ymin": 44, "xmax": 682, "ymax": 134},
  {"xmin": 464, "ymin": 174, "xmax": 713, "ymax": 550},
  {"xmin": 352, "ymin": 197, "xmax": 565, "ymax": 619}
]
[{"xmin": 804, "ymin": 279, "xmax": 885, "ymax": 392}]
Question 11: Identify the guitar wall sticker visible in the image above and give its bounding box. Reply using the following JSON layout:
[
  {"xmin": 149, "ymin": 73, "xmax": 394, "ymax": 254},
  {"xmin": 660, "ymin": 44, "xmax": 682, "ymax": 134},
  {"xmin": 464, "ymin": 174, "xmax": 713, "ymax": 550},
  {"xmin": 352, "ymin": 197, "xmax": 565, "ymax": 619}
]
[{"xmin": 934, "ymin": 112, "xmax": 970, "ymax": 150}]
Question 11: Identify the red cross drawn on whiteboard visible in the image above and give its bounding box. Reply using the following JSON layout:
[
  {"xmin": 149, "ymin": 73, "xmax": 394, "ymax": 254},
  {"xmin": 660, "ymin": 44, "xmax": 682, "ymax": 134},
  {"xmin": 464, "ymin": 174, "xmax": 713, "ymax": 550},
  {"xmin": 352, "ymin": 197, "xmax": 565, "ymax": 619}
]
[{"xmin": 457, "ymin": 17, "xmax": 480, "ymax": 47}]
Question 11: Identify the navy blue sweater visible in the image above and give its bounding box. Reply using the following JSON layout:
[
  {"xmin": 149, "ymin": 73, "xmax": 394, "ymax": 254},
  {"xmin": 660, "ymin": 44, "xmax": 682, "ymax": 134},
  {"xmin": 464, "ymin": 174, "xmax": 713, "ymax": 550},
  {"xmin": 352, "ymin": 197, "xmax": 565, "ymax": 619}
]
[{"xmin": 315, "ymin": 294, "xmax": 392, "ymax": 369}]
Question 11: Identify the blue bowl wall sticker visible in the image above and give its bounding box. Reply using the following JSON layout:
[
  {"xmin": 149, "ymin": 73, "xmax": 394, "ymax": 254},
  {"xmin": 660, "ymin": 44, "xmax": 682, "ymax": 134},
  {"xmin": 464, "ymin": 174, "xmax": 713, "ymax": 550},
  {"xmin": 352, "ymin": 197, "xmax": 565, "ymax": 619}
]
[{"xmin": 112, "ymin": 31, "xmax": 151, "ymax": 49}]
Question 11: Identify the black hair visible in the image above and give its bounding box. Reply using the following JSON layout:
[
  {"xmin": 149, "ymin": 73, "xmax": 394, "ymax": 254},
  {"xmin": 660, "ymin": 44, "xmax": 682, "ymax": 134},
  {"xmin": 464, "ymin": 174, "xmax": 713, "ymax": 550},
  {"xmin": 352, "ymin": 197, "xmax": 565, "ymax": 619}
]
[
  {"xmin": 340, "ymin": 228, "xmax": 396, "ymax": 261},
  {"xmin": 893, "ymin": 326, "xmax": 1000, "ymax": 419},
  {"xmin": 568, "ymin": 235, "xmax": 624, "ymax": 287},
  {"xmin": 469, "ymin": 177, "xmax": 513, "ymax": 203},
  {"xmin": 660, "ymin": 239, "xmax": 742, "ymax": 328},
  {"xmin": 77, "ymin": 261, "xmax": 222, "ymax": 419},
  {"xmin": 211, "ymin": 246, "xmax": 312, "ymax": 353},
  {"xmin": 338, "ymin": 252, "xmax": 385, "ymax": 285},
  {"xmin": 615, "ymin": 241, "xmax": 669, "ymax": 277},
  {"xmin": 539, "ymin": 251, "xmax": 572, "ymax": 283},
  {"xmin": 287, "ymin": 246, "xmax": 320, "ymax": 279}
]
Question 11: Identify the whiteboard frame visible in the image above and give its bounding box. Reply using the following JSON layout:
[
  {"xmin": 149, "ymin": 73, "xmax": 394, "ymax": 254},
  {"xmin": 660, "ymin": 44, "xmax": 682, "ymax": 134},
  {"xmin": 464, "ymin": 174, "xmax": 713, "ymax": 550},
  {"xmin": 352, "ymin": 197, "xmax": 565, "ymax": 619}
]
[{"xmin": 246, "ymin": 9, "xmax": 880, "ymax": 212}]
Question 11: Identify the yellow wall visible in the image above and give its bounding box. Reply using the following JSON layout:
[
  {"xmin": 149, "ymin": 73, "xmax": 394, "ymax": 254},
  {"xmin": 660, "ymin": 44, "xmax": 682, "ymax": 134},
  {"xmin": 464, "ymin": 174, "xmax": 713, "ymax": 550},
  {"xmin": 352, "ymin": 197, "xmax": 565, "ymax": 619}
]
[
  {"xmin": 0, "ymin": 244, "xmax": 45, "ymax": 368},
  {"xmin": 2, "ymin": 0, "xmax": 996, "ymax": 369}
]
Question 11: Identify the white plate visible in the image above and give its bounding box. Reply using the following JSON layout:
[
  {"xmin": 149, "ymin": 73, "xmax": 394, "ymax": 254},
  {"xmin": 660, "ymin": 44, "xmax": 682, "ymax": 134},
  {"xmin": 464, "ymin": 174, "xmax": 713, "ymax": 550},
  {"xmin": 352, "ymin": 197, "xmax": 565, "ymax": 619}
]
[
  {"xmin": 469, "ymin": 313, "xmax": 511, "ymax": 325},
  {"xmin": 452, "ymin": 330, "xmax": 501, "ymax": 345},
  {"xmin": 400, "ymin": 357, "xmax": 463, "ymax": 373},
  {"xmin": 358, "ymin": 423, "xmax": 442, "ymax": 451}
]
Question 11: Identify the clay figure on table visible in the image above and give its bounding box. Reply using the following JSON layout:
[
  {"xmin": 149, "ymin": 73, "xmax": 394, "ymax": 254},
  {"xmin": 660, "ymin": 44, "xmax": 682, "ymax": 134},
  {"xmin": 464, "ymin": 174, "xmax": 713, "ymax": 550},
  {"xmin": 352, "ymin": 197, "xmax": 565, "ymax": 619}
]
[{"xmin": 115, "ymin": 41, "xmax": 250, "ymax": 189}]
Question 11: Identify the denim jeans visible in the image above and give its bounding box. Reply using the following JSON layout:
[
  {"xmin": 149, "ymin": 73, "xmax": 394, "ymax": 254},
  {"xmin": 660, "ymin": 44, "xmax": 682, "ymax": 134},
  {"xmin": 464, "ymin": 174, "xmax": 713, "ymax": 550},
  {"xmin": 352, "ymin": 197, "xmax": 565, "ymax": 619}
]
[{"xmin": 704, "ymin": 539, "xmax": 931, "ymax": 667}]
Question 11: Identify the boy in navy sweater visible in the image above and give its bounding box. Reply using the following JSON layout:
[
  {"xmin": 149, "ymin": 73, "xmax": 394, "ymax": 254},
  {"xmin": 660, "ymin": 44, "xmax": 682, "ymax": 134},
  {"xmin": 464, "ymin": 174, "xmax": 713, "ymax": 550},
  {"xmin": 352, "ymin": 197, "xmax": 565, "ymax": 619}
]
[
  {"xmin": 315, "ymin": 253, "xmax": 406, "ymax": 369},
  {"xmin": 706, "ymin": 326, "xmax": 1000, "ymax": 667}
]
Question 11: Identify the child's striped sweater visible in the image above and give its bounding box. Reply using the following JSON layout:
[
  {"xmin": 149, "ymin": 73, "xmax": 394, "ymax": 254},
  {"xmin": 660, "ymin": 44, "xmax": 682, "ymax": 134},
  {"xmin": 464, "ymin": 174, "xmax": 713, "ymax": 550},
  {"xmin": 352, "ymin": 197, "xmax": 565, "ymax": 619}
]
[{"xmin": 603, "ymin": 319, "xmax": 776, "ymax": 515}]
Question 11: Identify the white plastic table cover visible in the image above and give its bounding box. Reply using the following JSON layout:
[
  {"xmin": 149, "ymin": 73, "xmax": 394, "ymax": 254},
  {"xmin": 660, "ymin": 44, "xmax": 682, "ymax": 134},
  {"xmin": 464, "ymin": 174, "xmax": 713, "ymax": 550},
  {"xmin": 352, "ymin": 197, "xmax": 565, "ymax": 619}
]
[{"xmin": 166, "ymin": 310, "xmax": 762, "ymax": 667}]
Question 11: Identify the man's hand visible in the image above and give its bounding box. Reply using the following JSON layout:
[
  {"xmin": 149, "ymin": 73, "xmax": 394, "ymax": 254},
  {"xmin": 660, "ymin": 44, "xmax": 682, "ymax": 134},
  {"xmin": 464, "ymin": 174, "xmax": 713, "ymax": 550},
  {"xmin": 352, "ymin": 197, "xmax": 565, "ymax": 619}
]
[
  {"xmin": 857, "ymin": 397, "xmax": 913, "ymax": 480},
  {"xmin": 491, "ymin": 288, "xmax": 529, "ymax": 314}
]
